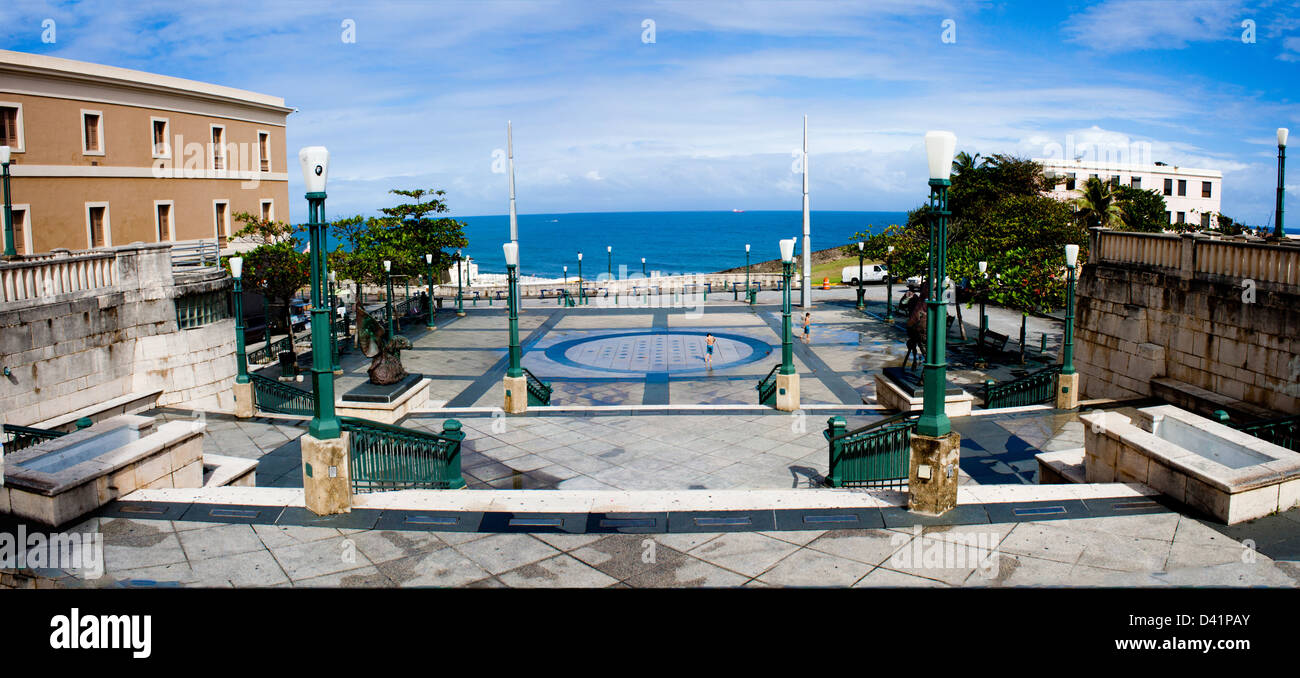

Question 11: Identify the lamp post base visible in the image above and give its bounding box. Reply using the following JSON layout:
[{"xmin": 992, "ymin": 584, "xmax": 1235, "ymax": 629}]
[
  {"xmin": 233, "ymin": 381, "xmax": 255, "ymax": 419},
  {"xmin": 907, "ymin": 431, "xmax": 961, "ymax": 516},
  {"xmin": 301, "ymin": 432, "xmax": 352, "ymax": 516},
  {"xmin": 1055, "ymin": 371, "xmax": 1080, "ymax": 410},
  {"xmin": 775, "ymin": 372, "xmax": 800, "ymax": 412},
  {"xmin": 503, "ymin": 375, "xmax": 528, "ymax": 414}
]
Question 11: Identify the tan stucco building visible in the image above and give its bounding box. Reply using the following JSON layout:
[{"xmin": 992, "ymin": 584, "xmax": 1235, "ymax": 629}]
[{"xmin": 0, "ymin": 49, "xmax": 292, "ymax": 255}]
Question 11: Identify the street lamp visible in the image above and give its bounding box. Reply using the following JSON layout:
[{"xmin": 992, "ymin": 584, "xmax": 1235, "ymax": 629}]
[
  {"xmin": 455, "ymin": 249, "xmax": 465, "ymax": 317},
  {"xmin": 1275, "ymin": 127, "xmax": 1289, "ymax": 240},
  {"xmin": 918, "ymin": 130, "xmax": 956, "ymax": 439},
  {"xmin": 641, "ymin": 256, "xmax": 646, "ymax": 276},
  {"xmin": 779, "ymin": 238, "xmax": 796, "ymax": 376},
  {"xmin": 231, "ymin": 257, "xmax": 248, "ymax": 384},
  {"xmin": 855, "ymin": 241, "xmax": 866, "ymax": 311},
  {"xmin": 976, "ymin": 261, "xmax": 988, "ymax": 367},
  {"xmin": 1, "ymin": 146, "xmax": 14, "ymax": 257},
  {"xmin": 607, "ymin": 245, "xmax": 614, "ymax": 302},
  {"xmin": 425, "ymin": 253, "xmax": 436, "ymax": 330},
  {"xmin": 504, "ymin": 242, "xmax": 522, "ymax": 378},
  {"xmin": 1061, "ymin": 245, "xmax": 1078, "ymax": 375},
  {"xmin": 745, "ymin": 243, "xmax": 751, "ymax": 303},
  {"xmin": 383, "ymin": 259, "xmax": 395, "ymax": 338},
  {"xmin": 885, "ymin": 245, "xmax": 895, "ymax": 323},
  {"xmin": 328, "ymin": 270, "xmax": 340, "ymax": 373},
  {"xmin": 298, "ymin": 146, "xmax": 340, "ymax": 442},
  {"xmin": 578, "ymin": 251, "xmax": 585, "ymax": 305}
]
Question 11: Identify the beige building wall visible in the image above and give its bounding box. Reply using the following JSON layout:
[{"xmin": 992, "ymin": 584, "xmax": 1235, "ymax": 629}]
[{"xmin": 1, "ymin": 49, "xmax": 292, "ymax": 254}]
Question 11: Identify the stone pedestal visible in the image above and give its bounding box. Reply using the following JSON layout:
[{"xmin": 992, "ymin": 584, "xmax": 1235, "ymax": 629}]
[
  {"xmin": 1055, "ymin": 371, "xmax": 1080, "ymax": 410},
  {"xmin": 504, "ymin": 375, "xmax": 527, "ymax": 414},
  {"xmin": 775, "ymin": 372, "xmax": 800, "ymax": 412},
  {"xmin": 233, "ymin": 381, "xmax": 255, "ymax": 419},
  {"xmin": 301, "ymin": 432, "xmax": 351, "ymax": 516},
  {"xmin": 907, "ymin": 431, "xmax": 961, "ymax": 516}
]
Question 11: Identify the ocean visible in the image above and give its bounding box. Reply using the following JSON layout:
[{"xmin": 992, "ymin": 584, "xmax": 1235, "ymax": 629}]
[{"xmin": 452, "ymin": 210, "xmax": 909, "ymax": 279}]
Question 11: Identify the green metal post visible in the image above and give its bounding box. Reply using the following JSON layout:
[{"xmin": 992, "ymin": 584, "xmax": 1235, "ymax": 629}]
[
  {"xmin": 578, "ymin": 254, "xmax": 584, "ymax": 305},
  {"xmin": 507, "ymin": 263, "xmax": 522, "ymax": 378},
  {"xmin": 233, "ymin": 276, "xmax": 248, "ymax": 384},
  {"xmin": 856, "ymin": 248, "xmax": 865, "ymax": 311},
  {"xmin": 385, "ymin": 267, "xmax": 395, "ymax": 338},
  {"xmin": 426, "ymin": 258, "xmax": 436, "ymax": 330},
  {"xmin": 1, "ymin": 160, "xmax": 13, "ymax": 257},
  {"xmin": 1061, "ymin": 262, "xmax": 1077, "ymax": 375},
  {"xmin": 328, "ymin": 278, "xmax": 340, "ymax": 372},
  {"xmin": 1275, "ymin": 139, "xmax": 1286, "ymax": 239},
  {"xmin": 306, "ymin": 192, "xmax": 340, "ymax": 440},
  {"xmin": 885, "ymin": 252, "xmax": 893, "ymax": 322},
  {"xmin": 456, "ymin": 252, "xmax": 465, "ymax": 316},
  {"xmin": 745, "ymin": 246, "xmax": 751, "ymax": 303},
  {"xmin": 781, "ymin": 259, "xmax": 795, "ymax": 375},
  {"xmin": 917, "ymin": 178, "xmax": 951, "ymax": 438}
]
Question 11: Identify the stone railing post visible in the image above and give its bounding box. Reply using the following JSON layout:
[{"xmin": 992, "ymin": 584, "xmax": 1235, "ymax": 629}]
[
  {"xmin": 1178, "ymin": 233, "xmax": 1198, "ymax": 280},
  {"xmin": 1088, "ymin": 227, "xmax": 1105, "ymax": 264}
]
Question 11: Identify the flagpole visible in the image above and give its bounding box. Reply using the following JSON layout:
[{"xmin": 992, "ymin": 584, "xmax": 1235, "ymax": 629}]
[
  {"xmin": 801, "ymin": 115, "xmax": 811, "ymax": 309},
  {"xmin": 508, "ymin": 121, "xmax": 518, "ymax": 262}
]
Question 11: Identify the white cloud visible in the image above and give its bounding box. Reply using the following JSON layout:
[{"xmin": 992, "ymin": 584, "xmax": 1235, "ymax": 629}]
[{"xmin": 1062, "ymin": 0, "xmax": 1245, "ymax": 52}]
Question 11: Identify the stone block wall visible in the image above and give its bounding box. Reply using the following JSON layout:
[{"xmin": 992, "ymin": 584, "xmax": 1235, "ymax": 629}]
[
  {"xmin": 1076, "ymin": 259, "xmax": 1300, "ymax": 415},
  {"xmin": 0, "ymin": 243, "xmax": 237, "ymax": 428}
]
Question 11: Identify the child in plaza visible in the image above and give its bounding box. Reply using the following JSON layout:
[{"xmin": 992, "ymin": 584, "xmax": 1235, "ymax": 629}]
[
  {"xmin": 704, "ymin": 333, "xmax": 716, "ymax": 367},
  {"xmin": 802, "ymin": 313, "xmax": 812, "ymax": 344}
]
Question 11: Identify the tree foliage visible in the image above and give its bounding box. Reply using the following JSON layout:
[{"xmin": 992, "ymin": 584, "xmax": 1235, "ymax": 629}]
[
  {"xmin": 328, "ymin": 189, "xmax": 469, "ymax": 299},
  {"xmin": 226, "ymin": 212, "xmax": 309, "ymax": 344},
  {"xmin": 1113, "ymin": 186, "xmax": 1168, "ymax": 233}
]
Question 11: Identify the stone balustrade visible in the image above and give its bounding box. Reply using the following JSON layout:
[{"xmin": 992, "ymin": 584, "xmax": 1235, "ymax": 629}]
[
  {"xmin": 1090, "ymin": 227, "xmax": 1300, "ymax": 288},
  {"xmin": 0, "ymin": 248, "xmax": 119, "ymax": 303}
]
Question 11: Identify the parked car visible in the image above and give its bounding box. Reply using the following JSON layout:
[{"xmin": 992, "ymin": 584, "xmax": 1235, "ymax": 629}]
[
  {"xmin": 841, "ymin": 264, "xmax": 889, "ymax": 285},
  {"xmin": 289, "ymin": 301, "xmax": 309, "ymax": 333}
]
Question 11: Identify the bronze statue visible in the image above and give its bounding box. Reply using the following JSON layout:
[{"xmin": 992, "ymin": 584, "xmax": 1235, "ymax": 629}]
[{"xmin": 356, "ymin": 302, "xmax": 411, "ymax": 385}]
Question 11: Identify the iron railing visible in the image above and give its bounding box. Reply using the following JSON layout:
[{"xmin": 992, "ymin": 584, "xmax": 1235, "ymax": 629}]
[
  {"xmin": 341, "ymin": 416, "xmax": 466, "ymax": 492},
  {"xmin": 824, "ymin": 412, "xmax": 919, "ymax": 488},
  {"xmin": 250, "ymin": 372, "xmax": 315, "ymax": 416},
  {"xmin": 757, "ymin": 364, "xmax": 780, "ymax": 406},
  {"xmin": 983, "ymin": 365, "xmax": 1062, "ymax": 409},
  {"xmin": 248, "ymin": 335, "xmax": 295, "ymax": 364},
  {"xmin": 2, "ymin": 423, "xmax": 67, "ymax": 453},
  {"xmin": 176, "ymin": 289, "xmax": 231, "ymax": 329},
  {"xmin": 170, "ymin": 239, "xmax": 220, "ymax": 270},
  {"xmin": 1223, "ymin": 413, "xmax": 1300, "ymax": 453},
  {"xmin": 523, "ymin": 367, "xmax": 552, "ymax": 405}
]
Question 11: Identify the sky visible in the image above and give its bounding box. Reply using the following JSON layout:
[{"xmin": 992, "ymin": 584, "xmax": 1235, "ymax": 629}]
[{"xmin": 3, "ymin": 0, "xmax": 1297, "ymax": 225}]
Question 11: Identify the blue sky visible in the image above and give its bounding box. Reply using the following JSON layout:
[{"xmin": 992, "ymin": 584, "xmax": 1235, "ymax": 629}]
[{"xmin": 3, "ymin": 0, "xmax": 1297, "ymax": 225}]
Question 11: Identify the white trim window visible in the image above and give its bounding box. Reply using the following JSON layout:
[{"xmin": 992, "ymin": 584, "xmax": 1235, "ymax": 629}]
[
  {"xmin": 151, "ymin": 117, "xmax": 171, "ymax": 159},
  {"xmin": 213, "ymin": 199, "xmax": 231, "ymax": 239},
  {"xmin": 257, "ymin": 130, "xmax": 271, "ymax": 172},
  {"xmin": 81, "ymin": 109, "xmax": 105, "ymax": 156},
  {"xmin": 7, "ymin": 204, "xmax": 31, "ymax": 254},
  {"xmin": 85, "ymin": 202, "xmax": 111, "ymax": 248},
  {"xmin": 260, "ymin": 199, "xmax": 274, "ymax": 222},
  {"xmin": 210, "ymin": 124, "xmax": 226, "ymax": 171},
  {"xmin": 0, "ymin": 102, "xmax": 24, "ymax": 152},
  {"xmin": 154, "ymin": 200, "xmax": 175, "ymax": 242}
]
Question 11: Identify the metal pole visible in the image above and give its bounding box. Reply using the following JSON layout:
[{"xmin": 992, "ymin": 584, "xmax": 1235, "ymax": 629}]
[
  {"xmin": 745, "ymin": 247, "xmax": 750, "ymax": 302},
  {"xmin": 426, "ymin": 259, "xmax": 436, "ymax": 329},
  {"xmin": 385, "ymin": 267, "xmax": 395, "ymax": 338},
  {"xmin": 801, "ymin": 115, "xmax": 811, "ymax": 309},
  {"xmin": 1062, "ymin": 263, "xmax": 1077, "ymax": 374},
  {"xmin": 578, "ymin": 255, "xmax": 584, "ymax": 305},
  {"xmin": 233, "ymin": 277, "xmax": 248, "ymax": 383},
  {"xmin": 856, "ymin": 249, "xmax": 865, "ymax": 311},
  {"xmin": 456, "ymin": 254, "xmax": 465, "ymax": 316},
  {"xmin": 306, "ymin": 192, "xmax": 339, "ymax": 440},
  {"xmin": 1276, "ymin": 141, "xmax": 1287, "ymax": 239},
  {"xmin": 507, "ymin": 263, "xmax": 522, "ymax": 378},
  {"xmin": 1, "ymin": 161, "xmax": 14, "ymax": 257},
  {"xmin": 918, "ymin": 179, "xmax": 951, "ymax": 438},
  {"xmin": 329, "ymin": 278, "xmax": 340, "ymax": 372},
  {"xmin": 885, "ymin": 252, "xmax": 893, "ymax": 323},
  {"xmin": 781, "ymin": 260, "xmax": 794, "ymax": 375},
  {"xmin": 508, "ymin": 121, "xmax": 519, "ymax": 265}
]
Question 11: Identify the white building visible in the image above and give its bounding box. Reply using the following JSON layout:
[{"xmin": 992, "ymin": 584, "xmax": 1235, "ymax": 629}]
[{"xmin": 1035, "ymin": 158, "xmax": 1222, "ymax": 229}]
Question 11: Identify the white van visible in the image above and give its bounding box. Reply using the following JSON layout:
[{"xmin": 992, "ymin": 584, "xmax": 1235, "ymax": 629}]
[{"xmin": 841, "ymin": 263, "xmax": 889, "ymax": 284}]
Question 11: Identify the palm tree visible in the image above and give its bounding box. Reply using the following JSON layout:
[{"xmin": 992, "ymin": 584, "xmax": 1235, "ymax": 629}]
[
  {"xmin": 1072, "ymin": 176, "xmax": 1126, "ymax": 229},
  {"xmin": 952, "ymin": 151, "xmax": 983, "ymax": 177}
]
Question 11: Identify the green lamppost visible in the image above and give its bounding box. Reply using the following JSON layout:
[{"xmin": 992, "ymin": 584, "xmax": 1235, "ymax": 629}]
[
  {"xmin": 1061, "ymin": 245, "xmax": 1079, "ymax": 374},
  {"xmin": 231, "ymin": 257, "xmax": 248, "ymax": 383},
  {"xmin": 299, "ymin": 146, "xmax": 340, "ymax": 441},
  {"xmin": 328, "ymin": 270, "xmax": 340, "ymax": 373},
  {"xmin": 918, "ymin": 131, "xmax": 956, "ymax": 439},
  {"xmin": 745, "ymin": 243, "xmax": 751, "ymax": 302},
  {"xmin": 641, "ymin": 257, "xmax": 646, "ymax": 276},
  {"xmin": 425, "ymin": 253, "xmax": 437, "ymax": 330},
  {"xmin": 1275, "ymin": 127, "xmax": 1288, "ymax": 240},
  {"xmin": 577, "ymin": 251, "xmax": 584, "ymax": 305},
  {"xmin": 1, "ymin": 146, "xmax": 14, "ymax": 258},
  {"xmin": 885, "ymin": 245, "xmax": 895, "ymax": 323},
  {"xmin": 976, "ymin": 260, "xmax": 988, "ymax": 367},
  {"xmin": 505, "ymin": 242, "xmax": 522, "ymax": 378},
  {"xmin": 779, "ymin": 238, "xmax": 796, "ymax": 376},
  {"xmin": 455, "ymin": 249, "xmax": 465, "ymax": 317},
  {"xmin": 855, "ymin": 240, "xmax": 865, "ymax": 311},
  {"xmin": 607, "ymin": 245, "xmax": 614, "ymax": 302},
  {"xmin": 383, "ymin": 259, "xmax": 395, "ymax": 338}
]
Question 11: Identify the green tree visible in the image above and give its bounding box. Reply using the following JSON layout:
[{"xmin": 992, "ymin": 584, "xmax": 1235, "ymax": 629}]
[
  {"xmin": 376, "ymin": 189, "xmax": 468, "ymax": 281},
  {"xmin": 229, "ymin": 211, "xmax": 309, "ymax": 352},
  {"xmin": 1113, "ymin": 186, "xmax": 1167, "ymax": 233},
  {"xmin": 1071, "ymin": 176, "xmax": 1126, "ymax": 229}
]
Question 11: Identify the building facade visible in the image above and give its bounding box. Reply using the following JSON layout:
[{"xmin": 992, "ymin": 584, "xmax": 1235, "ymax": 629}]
[
  {"xmin": 0, "ymin": 49, "xmax": 292, "ymax": 256},
  {"xmin": 1035, "ymin": 158, "xmax": 1222, "ymax": 229}
]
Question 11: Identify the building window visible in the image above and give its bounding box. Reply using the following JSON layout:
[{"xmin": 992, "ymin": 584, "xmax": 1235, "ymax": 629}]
[
  {"xmin": 1166, "ymin": 211, "xmax": 1172, "ymax": 224},
  {"xmin": 1176, "ymin": 211, "xmax": 1185, "ymax": 224},
  {"xmin": 151, "ymin": 117, "xmax": 170, "ymax": 158},
  {"xmin": 1110, "ymin": 175, "xmax": 1120, "ymax": 188},
  {"xmin": 0, "ymin": 103, "xmax": 23, "ymax": 151},
  {"xmin": 258, "ymin": 131, "xmax": 271, "ymax": 172},
  {"xmin": 1177, "ymin": 179, "xmax": 1187, "ymax": 197},
  {"xmin": 214, "ymin": 200, "xmax": 230, "ymax": 238},
  {"xmin": 1131, "ymin": 176, "xmax": 1142, "ymax": 188},
  {"xmin": 175, "ymin": 290, "xmax": 231, "ymax": 329},
  {"xmin": 6, "ymin": 206, "xmax": 28, "ymax": 254},
  {"xmin": 1089, "ymin": 173, "xmax": 1099, "ymax": 180},
  {"xmin": 1202, "ymin": 181, "xmax": 1212, "ymax": 198},
  {"xmin": 1200, "ymin": 213, "xmax": 1211, "ymax": 229},
  {"xmin": 260, "ymin": 200, "xmax": 274, "ymax": 222},
  {"xmin": 1066, "ymin": 173, "xmax": 1076, "ymax": 191},
  {"xmin": 81, "ymin": 110, "xmax": 104, "ymax": 155},
  {"xmin": 155, "ymin": 201, "xmax": 173, "ymax": 242},
  {"xmin": 1163, "ymin": 178, "xmax": 1173, "ymax": 196},
  {"xmin": 86, "ymin": 203, "xmax": 110, "ymax": 248},
  {"xmin": 210, "ymin": 125, "xmax": 226, "ymax": 170}
]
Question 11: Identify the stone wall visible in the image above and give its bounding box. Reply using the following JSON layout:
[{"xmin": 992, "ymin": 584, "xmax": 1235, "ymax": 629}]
[
  {"xmin": 1076, "ymin": 230, "xmax": 1300, "ymax": 415},
  {"xmin": 0, "ymin": 243, "xmax": 237, "ymax": 429}
]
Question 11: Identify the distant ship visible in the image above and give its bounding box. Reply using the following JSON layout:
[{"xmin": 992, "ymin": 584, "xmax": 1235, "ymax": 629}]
[{"xmin": 732, "ymin": 209, "xmax": 744, "ymax": 213}]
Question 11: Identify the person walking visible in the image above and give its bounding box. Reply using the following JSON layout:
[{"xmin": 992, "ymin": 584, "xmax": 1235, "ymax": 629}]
[
  {"xmin": 801, "ymin": 312, "xmax": 812, "ymax": 344},
  {"xmin": 704, "ymin": 333, "xmax": 716, "ymax": 368}
]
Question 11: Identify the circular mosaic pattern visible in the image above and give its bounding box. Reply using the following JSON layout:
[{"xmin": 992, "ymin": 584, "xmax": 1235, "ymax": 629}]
[{"xmin": 543, "ymin": 331, "xmax": 772, "ymax": 374}]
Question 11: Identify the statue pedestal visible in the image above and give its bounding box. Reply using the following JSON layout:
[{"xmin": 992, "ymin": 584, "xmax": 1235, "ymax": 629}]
[
  {"xmin": 302, "ymin": 431, "xmax": 351, "ymax": 516},
  {"xmin": 875, "ymin": 367, "xmax": 973, "ymax": 417},
  {"xmin": 336, "ymin": 376, "xmax": 431, "ymax": 424}
]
